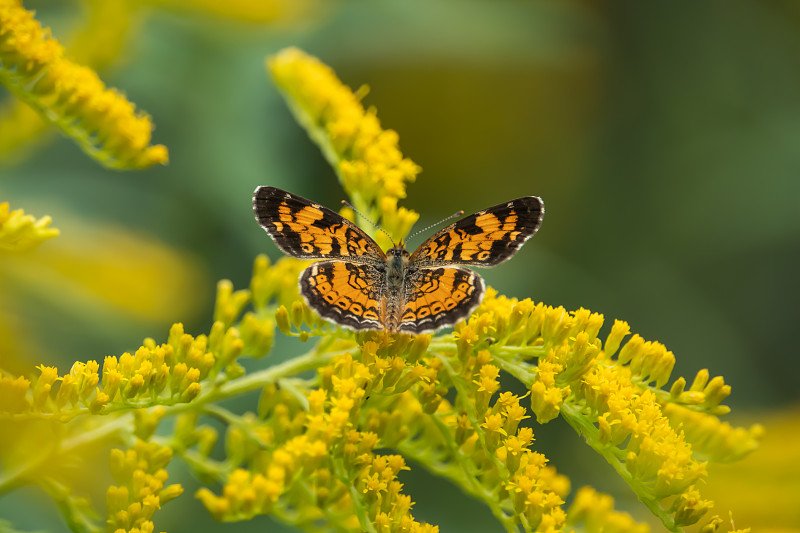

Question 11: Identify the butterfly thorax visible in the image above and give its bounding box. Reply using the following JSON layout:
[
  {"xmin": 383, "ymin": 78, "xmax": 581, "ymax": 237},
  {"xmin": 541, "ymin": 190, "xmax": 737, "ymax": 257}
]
[{"xmin": 385, "ymin": 245, "xmax": 410, "ymax": 291}]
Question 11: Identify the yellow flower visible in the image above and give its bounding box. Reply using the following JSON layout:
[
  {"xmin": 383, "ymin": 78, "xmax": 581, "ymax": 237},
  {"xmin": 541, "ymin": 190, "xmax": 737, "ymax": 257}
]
[
  {"xmin": 0, "ymin": 0, "xmax": 167, "ymax": 169},
  {"xmin": 459, "ymin": 291, "xmax": 759, "ymax": 530},
  {"xmin": 530, "ymin": 357, "xmax": 570, "ymax": 424},
  {"xmin": 107, "ymin": 440, "xmax": 182, "ymax": 533},
  {"xmin": 249, "ymin": 254, "xmax": 308, "ymax": 310},
  {"xmin": 0, "ymin": 0, "xmax": 137, "ymax": 163},
  {"xmin": 0, "ymin": 216, "xmax": 208, "ymax": 349},
  {"xmin": 0, "ymin": 374, "xmax": 30, "ymax": 414},
  {"xmin": 267, "ymin": 47, "xmax": 419, "ymax": 246},
  {"xmin": 196, "ymin": 348, "xmax": 438, "ymax": 531},
  {"xmin": 0, "ymin": 202, "xmax": 58, "ymax": 251},
  {"xmin": 4, "ymin": 322, "xmax": 246, "ymax": 418}
]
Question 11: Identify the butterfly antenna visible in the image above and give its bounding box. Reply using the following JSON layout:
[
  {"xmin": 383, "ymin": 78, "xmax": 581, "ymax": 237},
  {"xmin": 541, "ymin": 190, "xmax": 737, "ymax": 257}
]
[
  {"xmin": 405, "ymin": 209, "xmax": 465, "ymax": 244},
  {"xmin": 341, "ymin": 200, "xmax": 396, "ymax": 246}
]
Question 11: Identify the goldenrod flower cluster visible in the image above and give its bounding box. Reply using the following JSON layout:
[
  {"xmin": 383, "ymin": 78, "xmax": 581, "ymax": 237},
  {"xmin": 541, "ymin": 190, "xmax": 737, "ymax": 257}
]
[
  {"xmin": 194, "ymin": 273, "xmax": 657, "ymax": 533},
  {"xmin": 268, "ymin": 47, "xmax": 419, "ymax": 246},
  {"xmin": 0, "ymin": 250, "xmax": 756, "ymax": 533},
  {"xmin": 107, "ymin": 440, "xmax": 183, "ymax": 533},
  {"xmin": 372, "ymin": 337, "xmax": 573, "ymax": 532},
  {"xmin": 0, "ymin": 0, "xmax": 167, "ymax": 169},
  {"xmin": 0, "ymin": 201, "xmax": 59, "ymax": 251},
  {"xmin": 194, "ymin": 339, "xmax": 440, "ymax": 531},
  {"xmin": 0, "ymin": 322, "xmax": 247, "ymax": 417},
  {"xmin": 0, "ymin": 0, "xmax": 136, "ymax": 162},
  {"xmin": 0, "ymin": 255, "xmax": 290, "ymax": 531},
  {"xmin": 444, "ymin": 289, "xmax": 761, "ymax": 531}
]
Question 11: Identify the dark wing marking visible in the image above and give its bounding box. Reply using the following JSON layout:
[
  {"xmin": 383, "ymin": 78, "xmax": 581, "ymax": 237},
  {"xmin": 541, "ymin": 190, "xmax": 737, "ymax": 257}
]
[
  {"xmin": 300, "ymin": 261, "xmax": 385, "ymax": 331},
  {"xmin": 253, "ymin": 186, "xmax": 385, "ymax": 264},
  {"xmin": 397, "ymin": 267, "xmax": 484, "ymax": 335},
  {"xmin": 409, "ymin": 197, "xmax": 543, "ymax": 268}
]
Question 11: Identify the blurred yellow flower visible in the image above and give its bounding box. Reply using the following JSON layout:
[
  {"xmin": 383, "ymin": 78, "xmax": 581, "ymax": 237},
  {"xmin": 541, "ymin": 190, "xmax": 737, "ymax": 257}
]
[
  {"xmin": 0, "ymin": 0, "xmax": 139, "ymax": 163},
  {"xmin": 566, "ymin": 487, "xmax": 650, "ymax": 533},
  {"xmin": 107, "ymin": 440, "xmax": 183, "ymax": 533},
  {"xmin": 0, "ymin": 0, "xmax": 319, "ymax": 165},
  {"xmin": 0, "ymin": 213, "xmax": 208, "ymax": 372},
  {"xmin": 0, "ymin": 0, "xmax": 167, "ymax": 169},
  {"xmin": 2, "ymin": 217, "xmax": 204, "ymax": 319},
  {"xmin": 702, "ymin": 407, "xmax": 800, "ymax": 533},
  {"xmin": 0, "ymin": 201, "xmax": 59, "ymax": 251}
]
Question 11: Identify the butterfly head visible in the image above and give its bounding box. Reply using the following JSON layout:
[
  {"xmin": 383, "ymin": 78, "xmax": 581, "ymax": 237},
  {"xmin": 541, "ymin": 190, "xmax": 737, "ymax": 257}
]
[
  {"xmin": 387, "ymin": 243, "xmax": 410, "ymax": 264},
  {"xmin": 387, "ymin": 244, "xmax": 409, "ymax": 256}
]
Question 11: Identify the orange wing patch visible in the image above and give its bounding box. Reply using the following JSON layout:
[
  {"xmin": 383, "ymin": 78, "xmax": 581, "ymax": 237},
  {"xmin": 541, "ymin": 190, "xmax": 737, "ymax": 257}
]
[
  {"xmin": 397, "ymin": 267, "xmax": 483, "ymax": 335},
  {"xmin": 300, "ymin": 261, "xmax": 384, "ymax": 330}
]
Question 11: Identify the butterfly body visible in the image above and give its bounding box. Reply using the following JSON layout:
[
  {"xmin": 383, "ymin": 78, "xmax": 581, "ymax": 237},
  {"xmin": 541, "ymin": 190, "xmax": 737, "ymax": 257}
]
[
  {"xmin": 386, "ymin": 247, "xmax": 410, "ymax": 292},
  {"xmin": 253, "ymin": 187, "xmax": 543, "ymax": 335}
]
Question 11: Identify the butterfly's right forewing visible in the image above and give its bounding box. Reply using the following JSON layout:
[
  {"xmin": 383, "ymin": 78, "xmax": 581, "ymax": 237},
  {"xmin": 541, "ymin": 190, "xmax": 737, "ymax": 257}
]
[{"xmin": 409, "ymin": 196, "xmax": 544, "ymax": 268}]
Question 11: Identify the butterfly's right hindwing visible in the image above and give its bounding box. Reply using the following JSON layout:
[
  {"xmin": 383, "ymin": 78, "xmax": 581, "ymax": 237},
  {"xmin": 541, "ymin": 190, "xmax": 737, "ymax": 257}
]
[
  {"xmin": 253, "ymin": 186, "xmax": 385, "ymax": 263},
  {"xmin": 398, "ymin": 267, "xmax": 483, "ymax": 334}
]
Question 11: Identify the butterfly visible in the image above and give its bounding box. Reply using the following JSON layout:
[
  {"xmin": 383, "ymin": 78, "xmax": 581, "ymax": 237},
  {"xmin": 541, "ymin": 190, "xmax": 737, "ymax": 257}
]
[{"xmin": 253, "ymin": 186, "xmax": 544, "ymax": 335}]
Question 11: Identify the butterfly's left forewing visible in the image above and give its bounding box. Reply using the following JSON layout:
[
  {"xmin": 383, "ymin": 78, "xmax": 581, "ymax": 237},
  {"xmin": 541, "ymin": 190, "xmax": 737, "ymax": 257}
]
[{"xmin": 253, "ymin": 186, "xmax": 385, "ymax": 264}]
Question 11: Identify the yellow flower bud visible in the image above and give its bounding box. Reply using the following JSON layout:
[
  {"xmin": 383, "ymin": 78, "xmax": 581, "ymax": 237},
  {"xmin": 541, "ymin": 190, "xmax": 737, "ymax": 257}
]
[{"xmin": 275, "ymin": 305, "xmax": 292, "ymax": 336}]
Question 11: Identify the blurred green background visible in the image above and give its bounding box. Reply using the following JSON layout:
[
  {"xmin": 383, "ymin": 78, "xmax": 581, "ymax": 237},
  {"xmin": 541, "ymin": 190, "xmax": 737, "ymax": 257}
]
[{"xmin": 2, "ymin": 0, "xmax": 799, "ymax": 531}]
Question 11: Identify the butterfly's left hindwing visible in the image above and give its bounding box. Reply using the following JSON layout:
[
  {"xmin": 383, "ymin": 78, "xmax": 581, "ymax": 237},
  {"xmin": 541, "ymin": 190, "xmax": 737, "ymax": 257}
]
[
  {"xmin": 253, "ymin": 186, "xmax": 385, "ymax": 264},
  {"xmin": 300, "ymin": 261, "xmax": 385, "ymax": 331}
]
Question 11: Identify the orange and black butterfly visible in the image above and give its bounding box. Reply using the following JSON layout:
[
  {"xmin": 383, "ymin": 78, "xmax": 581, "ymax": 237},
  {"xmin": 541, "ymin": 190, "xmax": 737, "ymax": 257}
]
[{"xmin": 253, "ymin": 186, "xmax": 544, "ymax": 335}]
